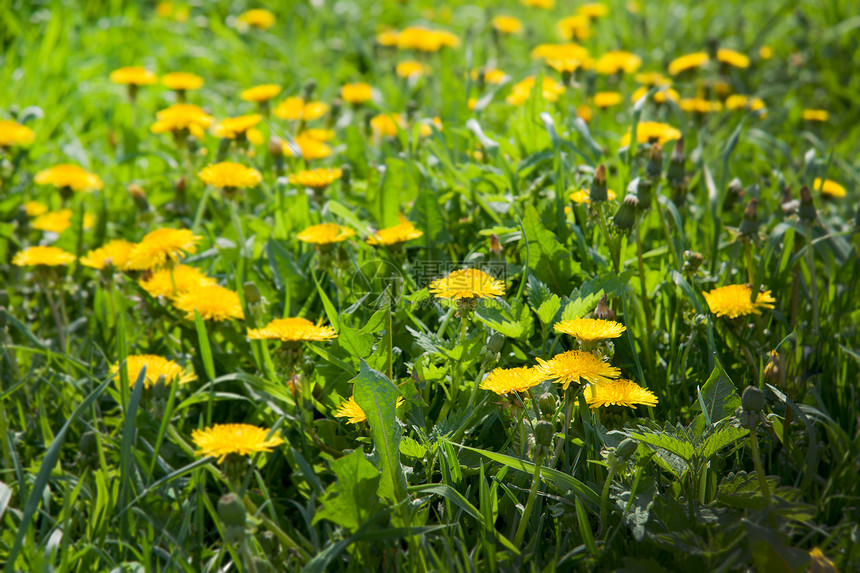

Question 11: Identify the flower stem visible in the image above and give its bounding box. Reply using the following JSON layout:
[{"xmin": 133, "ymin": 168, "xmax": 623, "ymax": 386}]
[
  {"xmin": 599, "ymin": 465, "xmax": 617, "ymax": 536},
  {"xmin": 596, "ymin": 204, "xmax": 619, "ymax": 273},
  {"xmin": 748, "ymin": 432, "xmax": 771, "ymax": 505}
]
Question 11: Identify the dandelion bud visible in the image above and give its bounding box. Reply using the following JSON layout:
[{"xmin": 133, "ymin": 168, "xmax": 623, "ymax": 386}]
[
  {"xmin": 259, "ymin": 531, "xmax": 281, "ymax": 560},
  {"xmin": 633, "ymin": 177, "xmax": 652, "ymax": 210},
  {"xmin": 268, "ymin": 136, "xmax": 284, "ymax": 158},
  {"xmin": 80, "ymin": 430, "xmax": 98, "ymax": 457},
  {"xmin": 243, "ymin": 281, "xmax": 262, "ymax": 304},
  {"xmin": 741, "ymin": 386, "xmax": 766, "ymax": 412},
  {"xmin": 763, "ymin": 350, "xmax": 781, "ymax": 382},
  {"xmin": 683, "ymin": 250, "xmax": 704, "ymax": 273},
  {"xmin": 724, "ymin": 178, "xmax": 744, "ymax": 212},
  {"xmin": 328, "ymin": 97, "xmax": 342, "ymax": 128},
  {"xmin": 645, "ymin": 143, "xmax": 663, "ymax": 180},
  {"xmin": 218, "ymin": 493, "xmax": 246, "ymax": 528},
  {"xmin": 538, "ymin": 393, "xmax": 557, "ymax": 419},
  {"xmin": 780, "ymin": 186, "xmax": 798, "ymax": 217},
  {"xmin": 486, "ymin": 332, "xmax": 505, "ymax": 354},
  {"xmin": 534, "ymin": 420, "xmax": 554, "ymax": 447},
  {"xmin": 799, "ymin": 185, "xmax": 817, "ymax": 224},
  {"xmin": 340, "ymin": 163, "xmax": 352, "ymax": 194},
  {"xmin": 590, "ymin": 164, "xmax": 608, "ymax": 203},
  {"xmin": 592, "ymin": 296, "xmax": 613, "ymax": 322},
  {"xmin": 128, "ymin": 183, "xmax": 150, "ymax": 212},
  {"xmin": 302, "ymin": 79, "xmax": 317, "ymax": 101},
  {"xmin": 616, "ymin": 438, "xmax": 638, "ymax": 460},
  {"xmin": 612, "ymin": 194, "xmax": 639, "ymax": 232},
  {"xmin": 739, "ymin": 198, "xmax": 760, "ymax": 238},
  {"xmin": 406, "ymin": 100, "xmax": 419, "ymax": 122}
]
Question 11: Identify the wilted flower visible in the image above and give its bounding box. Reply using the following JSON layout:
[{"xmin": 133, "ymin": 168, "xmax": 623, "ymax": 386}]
[
  {"xmin": 429, "ymin": 269, "xmax": 506, "ymax": 300},
  {"xmin": 584, "ymin": 379, "xmax": 658, "ymax": 408},
  {"xmin": 174, "ymin": 284, "xmax": 245, "ymax": 321},
  {"xmin": 0, "ymin": 119, "xmax": 35, "ymax": 147},
  {"xmin": 193, "ymin": 424, "xmax": 284, "ymax": 462},
  {"xmin": 112, "ymin": 354, "xmax": 196, "ymax": 388},
  {"xmin": 702, "ymin": 284, "xmax": 776, "ymax": 318},
  {"xmin": 12, "ymin": 245, "xmax": 76, "ymax": 267},
  {"xmin": 536, "ymin": 350, "xmax": 621, "ymax": 390},
  {"xmin": 247, "ymin": 317, "xmax": 337, "ymax": 342}
]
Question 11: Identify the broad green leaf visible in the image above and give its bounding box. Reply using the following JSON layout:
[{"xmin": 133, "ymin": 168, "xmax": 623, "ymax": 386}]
[
  {"xmin": 353, "ymin": 360, "xmax": 407, "ymax": 503},
  {"xmin": 628, "ymin": 428, "xmax": 695, "ymax": 462},
  {"xmin": 697, "ymin": 425, "xmax": 748, "ymax": 460},
  {"xmin": 521, "ymin": 204, "xmax": 578, "ymax": 294},
  {"xmin": 313, "ymin": 449, "xmax": 381, "ymax": 533},
  {"xmin": 560, "ymin": 291, "xmax": 604, "ymax": 321},
  {"xmin": 537, "ymin": 295, "xmax": 561, "ymax": 326},
  {"xmin": 691, "ymin": 362, "xmax": 740, "ymax": 433}
]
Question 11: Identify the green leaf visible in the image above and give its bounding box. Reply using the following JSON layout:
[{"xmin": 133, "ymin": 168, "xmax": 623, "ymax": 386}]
[
  {"xmin": 379, "ymin": 158, "xmax": 412, "ymax": 227},
  {"xmin": 399, "ymin": 436, "xmax": 427, "ymax": 459},
  {"xmin": 521, "ymin": 204, "xmax": 579, "ymax": 294},
  {"xmin": 537, "ymin": 295, "xmax": 561, "ymax": 326},
  {"xmin": 475, "ymin": 300, "xmax": 534, "ymax": 341},
  {"xmin": 697, "ymin": 425, "xmax": 748, "ymax": 460},
  {"xmin": 628, "ymin": 426, "xmax": 695, "ymax": 462},
  {"xmin": 560, "ymin": 291, "xmax": 604, "ymax": 321},
  {"xmin": 344, "ymin": 125, "xmax": 369, "ymax": 179},
  {"xmin": 691, "ymin": 362, "xmax": 740, "ymax": 433},
  {"xmin": 353, "ymin": 360, "xmax": 407, "ymax": 503},
  {"xmin": 313, "ymin": 449, "xmax": 381, "ymax": 533}
]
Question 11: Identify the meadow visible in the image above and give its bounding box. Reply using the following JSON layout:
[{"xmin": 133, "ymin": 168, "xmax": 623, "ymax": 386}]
[{"xmin": 1, "ymin": 0, "xmax": 859, "ymax": 571}]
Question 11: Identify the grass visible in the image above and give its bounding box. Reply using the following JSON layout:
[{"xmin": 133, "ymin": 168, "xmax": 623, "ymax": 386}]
[{"xmin": 1, "ymin": 0, "xmax": 859, "ymax": 571}]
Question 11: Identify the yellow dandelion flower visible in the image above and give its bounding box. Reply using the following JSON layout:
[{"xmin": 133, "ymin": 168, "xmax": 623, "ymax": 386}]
[
  {"xmin": 521, "ymin": 0, "xmax": 554, "ymax": 9},
  {"xmin": 376, "ymin": 29, "xmax": 400, "ymax": 46},
  {"xmin": 578, "ymin": 3, "xmax": 609, "ymax": 18},
  {"xmin": 759, "ymin": 46, "xmax": 773, "ymax": 60},
  {"xmin": 297, "ymin": 223, "xmax": 355, "ymax": 245},
  {"xmin": 151, "ymin": 104, "xmax": 214, "ymax": 138},
  {"xmin": 717, "ymin": 48, "xmax": 750, "ymax": 69},
  {"xmin": 301, "ymin": 128, "xmax": 335, "ymax": 142},
  {"xmin": 506, "ymin": 76, "xmax": 566, "ymax": 106},
  {"xmin": 370, "ymin": 113, "xmax": 405, "ymax": 138},
  {"xmin": 577, "ymin": 105, "xmax": 593, "ymax": 123},
  {"xmin": 726, "ymin": 95, "xmax": 749, "ymax": 110},
  {"xmin": 702, "ymin": 284, "xmax": 776, "ymax": 319},
  {"xmin": 366, "ymin": 220, "xmax": 424, "ymax": 246},
  {"xmin": 808, "ymin": 548, "xmax": 836, "ymax": 572},
  {"xmin": 110, "ymin": 66, "xmax": 157, "ymax": 85},
  {"xmin": 241, "ymin": 84, "xmax": 282, "ymax": 103},
  {"xmin": 12, "ymin": 246, "xmax": 76, "ymax": 267},
  {"xmin": 212, "ymin": 114, "xmax": 263, "ymax": 139},
  {"xmin": 471, "ymin": 68, "xmax": 508, "ymax": 84},
  {"xmin": 113, "ymin": 354, "xmax": 196, "ymax": 389},
  {"xmin": 668, "ymin": 52, "xmax": 709, "ymax": 75},
  {"xmin": 480, "ymin": 366, "xmax": 542, "ymax": 395},
  {"xmin": 584, "ymin": 379, "xmax": 658, "ymax": 409},
  {"xmin": 173, "ymin": 284, "xmax": 245, "ymax": 321},
  {"xmin": 341, "ymin": 82, "xmax": 373, "ymax": 104},
  {"xmin": 192, "ymin": 423, "xmax": 283, "ymax": 462},
  {"xmin": 554, "ymin": 318, "xmax": 626, "ymax": 341},
  {"xmin": 396, "ymin": 60, "xmax": 430, "ymax": 79},
  {"xmin": 593, "ymin": 51, "xmax": 642, "ymax": 75},
  {"xmin": 802, "ymin": 109, "xmax": 829, "ymax": 122},
  {"xmin": 593, "ymin": 91, "xmax": 622, "ymax": 109},
  {"xmin": 557, "ymin": 15, "xmax": 591, "ymax": 41},
  {"xmin": 536, "ymin": 350, "xmax": 621, "ymax": 390},
  {"xmin": 546, "ymin": 58, "xmax": 582, "ymax": 74},
  {"xmin": 620, "ymin": 121, "xmax": 681, "ymax": 147},
  {"xmin": 429, "ymin": 268, "xmax": 505, "ymax": 300},
  {"xmin": 274, "ymin": 97, "xmax": 328, "ymax": 121},
  {"xmin": 161, "ymin": 72, "xmax": 204, "ymax": 91},
  {"xmin": 813, "ymin": 178, "xmax": 846, "ymax": 199},
  {"xmin": 247, "ymin": 317, "xmax": 337, "ymax": 342},
  {"xmin": 680, "ymin": 98, "xmax": 723, "ymax": 114},
  {"xmin": 236, "ymin": 9, "xmax": 276, "ymax": 30},
  {"xmin": 531, "ymin": 42, "xmax": 590, "ymax": 63},
  {"xmin": 396, "ymin": 27, "xmax": 459, "ymax": 52},
  {"xmin": 80, "ymin": 239, "xmax": 136, "ymax": 270},
  {"xmin": 418, "ymin": 117, "xmax": 443, "ymax": 138},
  {"xmin": 35, "ymin": 164, "xmax": 103, "ymax": 192},
  {"xmin": 634, "ymin": 71, "xmax": 672, "ymax": 86},
  {"xmin": 31, "ymin": 209, "xmax": 74, "ymax": 233},
  {"xmin": 0, "ymin": 119, "xmax": 35, "ymax": 147},
  {"xmin": 492, "ymin": 15, "xmax": 523, "ymax": 34},
  {"xmin": 572, "ymin": 189, "xmax": 618, "ymax": 204},
  {"xmin": 139, "ymin": 264, "xmax": 216, "ymax": 299},
  {"xmin": 282, "ymin": 133, "xmax": 332, "ymax": 160},
  {"xmin": 335, "ymin": 395, "xmax": 404, "ymax": 424},
  {"xmin": 24, "ymin": 201, "xmax": 48, "ymax": 217},
  {"xmin": 125, "ymin": 228, "xmax": 200, "ymax": 271},
  {"xmin": 631, "ymin": 86, "xmax": 680, "ymax": 104},
  {"xmin": 198, "ymin": 162, "xmax": 263, "ymax": 189},
  {"xmin": 288, "ymin": 167, "xmax": 342, "ymax": 189}
]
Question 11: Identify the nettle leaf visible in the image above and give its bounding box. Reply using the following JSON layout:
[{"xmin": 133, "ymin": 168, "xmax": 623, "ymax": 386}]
[
  {"xmin": 313, "ymin": 449, "xmax": 381, "ymax": 533},
  {"xmin": 399, "ymin": 436, "xmax": 427, "ymax": 459},
  {"xmin": 629, "ymin": 425, "xmax": 695, "ymax": 462},
  {"xmin": 537, "ymin": 295, "xmax": 561, "ymax": 326},
  {"xmin": 697, "ymin": 424, "xmax": 748, "ymax": 460},
  {"xmin": 691, "ymin": 362, "xmax": 740, "ymax": 434},
  {"xmin": 613, "ymin": 485, "xmax": 656, "ymax": 542},
  {"xmin": 526, "ymin": 275, "xmax": 553, "ymax": 310},
  {"xmin": 475, "ymin": 300, "xmax": 534, "ymax": 340},
  {"xmin": 521, "ymin": 204, "xmax": 579, "ymax": 294},
  {"xmin": 353, "ymin": 360, "xmax": 408, "ymax": 504},
  {"xmin": 560, "ymin": 290, "xmax": 603, "ymax": 321}
]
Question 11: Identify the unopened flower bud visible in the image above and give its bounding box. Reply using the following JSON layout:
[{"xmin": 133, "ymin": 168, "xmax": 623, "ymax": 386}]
[
  {"xmin": 538, "ymin": 393, "xmax": 557, "ymax": 419},
  {"xmin": 243, "ymin": 281, "xmax": 262, "ymax": 304},
  {"xmin": 486, "ymin": 332, "xmax": 505, "ymax": 354},
  {"xmin": 724, "ymin": 178, "xmax": 744, "ymax": 211},
  {"xmin": 80, "ymin": 430, "xmax": 98, "ymax": 457},
  {"xmin": 633, "ymin": 177, "xmax": 652, "ymax": 209},
  {"xmin": 780, "ymin": 186, "xmax": 798, "ymax": 217},
  {"xmin": 741, "ymin": 386, "xmax": 766, "ymax": 412},
  {"xmin": 799, "ymin": 185, "xmax": 817, "ymax": 224},
  {"xmin": 593, "ymin": 294, "xmax": 615, "ymax": 321},
  {"xmin": 218, "ymin": 493, "xmax": 246, "ymax": 528},
  {"xmin": 259, "ymin": 531, "xmax": 281, "ymax": 559},
  {"xmin": 590, "ymin": 164, "xmax": 608, "ymax": 203},
  {"xmin": 612, "ymin": 194, "xmax": 639, "ymax": 231},
  {"xmin": 489, "ymin": 233, "xmax": 502, "ymax": 256},
  {"xmin": 615, "ymin": 438, "xmax": 638, "ymax": 460},
  {"xmin": 302, "ymin": 79, "xmax": 317, "ymax": 101},
  {"xmin": 534, "ymin": 420, "xmax": 554, "ymax": 447},
  {"xmin": 128, "ymin": 184, "xmax": 150, "ymax": 212},
  {"xmin": 268, "ymin": 136, "xmax": 284, "ymax": 158},
  {"xmin": 645, "ymin": 143, "xmax": 663, "ymax": 180},
  {"xmin": 683, "ymin": 250, "xmax": 703, "ymax": 273},
  {"xmin": 739, "ymin": 198, "xmax": 760, "ymax": 238}
]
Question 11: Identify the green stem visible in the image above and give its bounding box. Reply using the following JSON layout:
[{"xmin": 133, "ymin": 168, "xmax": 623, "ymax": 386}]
[
  {"xmin": 599, "ymin": 465, "xmax": 617, "ymax": 536},
  {"xmin": 635, "ymin": 220, "xmax": 655, "ymax": 340},
  {"xmin": 748, "ymin": 433, "xmax": 771, "ymax": 505},
  {"xmin": 596, "ymin": 204, "xmax": 619, "ymax": 273},
  {"xmin": 805, "ymin": 226, "xmax": 819, "ymax": 334},
  {"xmin": 466, "ymin": 364, "xmax": 488, "ymax": 409}
]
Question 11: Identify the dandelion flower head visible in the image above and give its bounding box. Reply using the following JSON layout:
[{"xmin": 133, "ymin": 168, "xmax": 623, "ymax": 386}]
[
  {"xmin": 192, "ymin": 424, "xmax": 284, "ymax": 462},
  {"xmin": 113, "ymin": 354, "xmax": 196, "ymax": 389},
  {"xmin": 584, "ymin": 379, "xmax": 658, "ymax": 409},
  {"xmin": 173, "ymin": 284, "xmax": 245, "ymax": 321},
  {"xmin": 428, "ymin": 268, "xmax": 506, "ymax": 300},
  {"xmin": 536, "ymin": 350, "xmax": 621, "ymax": 390},
  {"xmin": 702, "ymin": 284, "xmax": 776, "ymax": 318},
  {"xmin": 247, "ymin": 317, "xmax": 337, "ymax": 342}
]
